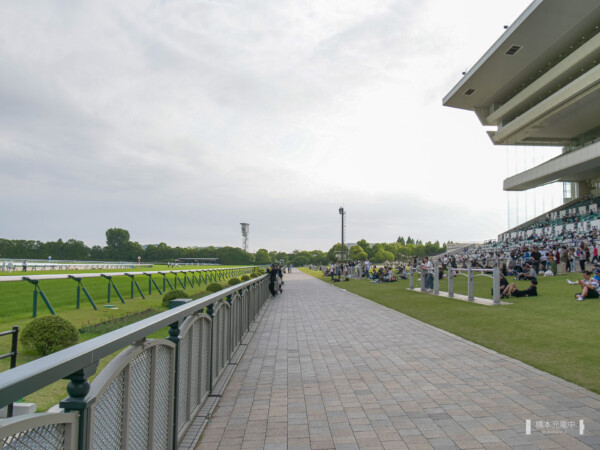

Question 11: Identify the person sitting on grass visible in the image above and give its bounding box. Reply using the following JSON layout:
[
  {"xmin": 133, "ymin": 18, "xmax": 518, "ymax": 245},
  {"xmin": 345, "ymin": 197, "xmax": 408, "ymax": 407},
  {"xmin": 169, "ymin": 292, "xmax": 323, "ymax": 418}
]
[
  {"xmin": 567, "ymin": 270, "xmax": 599, "ymax": 301},
  {"xmin": 501, "ymin": 279, "xmax": 538, "ymax": 299},
  {"xmin": 383, "ymin": 269, "xmax": 397, "ymax": 282},
  {"xmin": 397, "ymin": 266, "xmax": 408, "ymax": 279},
  {"xmin": 516, "ymin": 263, "xmax": 537, "ymax": 281}
]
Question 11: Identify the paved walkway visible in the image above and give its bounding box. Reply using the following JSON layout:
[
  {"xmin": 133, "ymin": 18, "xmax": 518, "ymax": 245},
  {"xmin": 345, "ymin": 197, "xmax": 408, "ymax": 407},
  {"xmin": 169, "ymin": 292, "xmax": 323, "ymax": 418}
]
[{"xmin": 197, "ymin": 271, "xmax": 600, "ymax": 449}]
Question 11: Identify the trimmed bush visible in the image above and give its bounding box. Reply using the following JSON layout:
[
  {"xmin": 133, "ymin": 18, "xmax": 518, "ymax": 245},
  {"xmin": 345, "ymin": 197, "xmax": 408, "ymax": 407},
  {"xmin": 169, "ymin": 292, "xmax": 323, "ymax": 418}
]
[
  {"xmin": 162, "ymin": 289, "xmax": 189, "ymax": 308},
  {"xmin": 21, "ymin": 315, "xmax": 79, "ymax": 355},
  {"xmin": 206, "ymin": 283, "xmax": 222, "ymax": 293},
  {"xmin": 241, "ymin": 275, "xmax": 250, "ymax": 281},
  {"xmin": 249, "ymin": 273, "xmax": 258, "ymax": 278},
  {"xmin": 228, "ymin": 277, "xmax": 241, "ymax": 286}
]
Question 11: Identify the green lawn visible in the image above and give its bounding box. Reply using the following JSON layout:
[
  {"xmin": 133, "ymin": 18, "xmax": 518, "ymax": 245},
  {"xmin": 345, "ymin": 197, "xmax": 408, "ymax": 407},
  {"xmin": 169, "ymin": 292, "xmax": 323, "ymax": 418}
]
[
  {"xmin": 0, "ymin": 265, "xmax": 253, "ymax": 411},
  {"xmin": 301, "ymin": 267, "xmax": 600, "ymax": 394}
]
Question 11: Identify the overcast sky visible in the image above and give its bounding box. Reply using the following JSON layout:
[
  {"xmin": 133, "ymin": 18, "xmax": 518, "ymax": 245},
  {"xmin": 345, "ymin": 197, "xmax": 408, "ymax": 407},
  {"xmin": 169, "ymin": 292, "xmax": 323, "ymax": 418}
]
[{"xmin": 0, "ymin": 0, "xmax": 539, "ymax": 252}]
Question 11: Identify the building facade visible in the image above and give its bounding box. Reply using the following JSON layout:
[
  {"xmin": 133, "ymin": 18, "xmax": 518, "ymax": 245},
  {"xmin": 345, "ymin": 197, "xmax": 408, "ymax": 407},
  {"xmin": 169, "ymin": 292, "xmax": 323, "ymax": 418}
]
[{"xmin": 444, "ymin": 0, "xmax": 600, "ymax": 232}]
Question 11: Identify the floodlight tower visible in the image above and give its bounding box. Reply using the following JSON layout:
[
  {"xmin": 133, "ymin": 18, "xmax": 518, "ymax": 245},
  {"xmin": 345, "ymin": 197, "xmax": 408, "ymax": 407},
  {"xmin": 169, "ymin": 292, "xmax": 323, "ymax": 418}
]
[
  {"xmin": 241, "ymin": 223, "xmax": 250, "ymax": 252},
  {"xmin": 338, "ymin": 207, "xmax": 346, "ymax": 262}
]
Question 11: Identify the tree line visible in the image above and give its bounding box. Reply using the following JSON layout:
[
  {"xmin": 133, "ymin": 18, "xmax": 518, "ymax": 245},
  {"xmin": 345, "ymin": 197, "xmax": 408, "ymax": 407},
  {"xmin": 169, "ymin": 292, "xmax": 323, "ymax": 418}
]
[
  {"xmin": 0, "ymin": 228, "xmax": 255, "ymax": 265},
  {"xmin": 0, "ymin": 229, "xmax": 446, "ymax": 266}
]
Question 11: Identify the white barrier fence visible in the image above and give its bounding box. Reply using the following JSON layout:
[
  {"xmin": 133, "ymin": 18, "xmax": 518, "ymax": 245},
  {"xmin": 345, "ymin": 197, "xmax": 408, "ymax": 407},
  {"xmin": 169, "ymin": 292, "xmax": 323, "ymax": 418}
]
[{"xmin": 409, "ymin": 263, "xmax": 501, "ymax": 305}]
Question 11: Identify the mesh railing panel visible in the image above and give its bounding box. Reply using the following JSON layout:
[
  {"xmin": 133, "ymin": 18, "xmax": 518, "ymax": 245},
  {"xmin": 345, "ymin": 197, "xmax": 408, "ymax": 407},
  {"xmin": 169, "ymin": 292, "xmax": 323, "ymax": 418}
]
[
  {"xmin": 1, "ymin": 423, "xmax": 66, "ymax": 449},
  {"xmin": 212, "ymin": 309, "xmax": 219, "ymax": 382},
  {"xmin": 92, "ymin": 371, "xmax": 125, "ymax": 450},
  {"xmin": 190, "ymin": 321, "xmax": 200, "ymax": 409},
  {"xmin": 127, "ymin": 350, "xmax": 151, "ymax": 450},
  {"xmin": 153, "ymin": 345, "xmax": 172, "ymax": 450},
  {"xmin": 223, "ymin": 306, "xmax": 230, "ymax": 362},
  {"xmin": 218, "ymin": 308, "xmax": 225, "ymax": 374},
  {"xmin": 232, "ymin": 299, "xmax": 239, "ymax": 350},
  {"xmin": 201, "ymin": 319, "xmax": 211, "ymax": 397},
  {"xmin": 177, "ymin": 333, "xmax": 190, "ymax": 434}
]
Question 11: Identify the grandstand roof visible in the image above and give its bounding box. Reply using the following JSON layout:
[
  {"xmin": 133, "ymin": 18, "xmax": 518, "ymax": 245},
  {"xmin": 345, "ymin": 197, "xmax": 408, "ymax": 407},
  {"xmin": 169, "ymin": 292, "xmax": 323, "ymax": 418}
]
[
  {"xmin": 443, "ymin": 0, "xmax": 600, "ymax": 147},
  {"xmin": 504, "ymin": 140, "xmax": 600, "ymax": 190}
]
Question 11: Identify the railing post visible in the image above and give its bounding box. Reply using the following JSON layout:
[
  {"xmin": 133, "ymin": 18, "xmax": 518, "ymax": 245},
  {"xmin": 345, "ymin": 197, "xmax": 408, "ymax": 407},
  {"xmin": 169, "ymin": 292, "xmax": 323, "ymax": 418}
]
[
  {"xmin": 420, "ymin": 268, "xmax": 426, "ymax": 292},
  {"xmin": 60, "ymin": 362, "xmax": 99, "ymax": 450},
  {"xmin": 492, "ymin": 267, "xmax": 500, "ymax": 305},
  {"xmin": 5, "ymin": 326, "xmax": 19, "ymax": 418},
  {"xmin": 433, "ymin": 262, "xmax": 439, "ymax": 294},
  {"xmin": 167, "ymin": 321, "xmax": 181, "ymax": 450},
  {"xmin": 409, "ymin": 269, "xmax": 414, "ymax": 289},
  {"xmin": 468, "ymin": 268, "xmax": 474, "ymax": 301},
  {"xmin": 448, "ymin": 268, "xmax": 454, "ymax": 298}
]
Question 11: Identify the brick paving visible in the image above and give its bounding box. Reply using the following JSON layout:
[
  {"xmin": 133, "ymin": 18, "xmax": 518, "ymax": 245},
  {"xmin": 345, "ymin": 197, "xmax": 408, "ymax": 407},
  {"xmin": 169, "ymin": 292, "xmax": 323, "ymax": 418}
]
[{"xmin": 195, "ymin": 271, "xmax": 600, "ymax": 449}]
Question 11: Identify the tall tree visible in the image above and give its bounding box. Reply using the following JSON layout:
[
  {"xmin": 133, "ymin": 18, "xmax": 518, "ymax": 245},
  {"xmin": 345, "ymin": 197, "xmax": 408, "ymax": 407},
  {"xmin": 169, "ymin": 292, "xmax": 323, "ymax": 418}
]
[
  {"xmin": 349, "ymin": 245, "xmax": 368, "ymax": 260},
  {"xmin": 255, "ymin": 249, "xmax": 271, "ymax": 265},
  {"xmin": 356, "ymin": 239, "xmax": 371, "ymax": 256},
  {"xmin": 105, "ymin": 228, "xmax": 131, "ymax": 260}
]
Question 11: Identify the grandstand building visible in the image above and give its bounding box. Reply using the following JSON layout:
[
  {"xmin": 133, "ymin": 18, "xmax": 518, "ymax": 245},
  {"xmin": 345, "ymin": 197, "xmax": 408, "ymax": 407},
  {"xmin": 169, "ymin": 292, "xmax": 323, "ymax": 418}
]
[{"xmin": 443, "ymin": 0, "xmax": 600, "ymax": 240}]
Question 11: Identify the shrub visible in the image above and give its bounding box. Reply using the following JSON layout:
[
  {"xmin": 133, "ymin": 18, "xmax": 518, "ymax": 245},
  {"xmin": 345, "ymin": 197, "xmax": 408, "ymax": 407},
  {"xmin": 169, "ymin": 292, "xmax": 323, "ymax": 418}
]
[
  {"xmin": 241, "ymin": 275, "xmax": 250, "ymax": 281},
  {"xmin": 228, "ymin": 277, "xmax": 241, "ymax": 286},
  {"xmin": 162, "ymin": 289, "xmax": 189, "ymax": 308},
  {"xmin": 21, "ymin": 315, "xmax": 79, "ymax": 355},
  {"xmin": 206, "ymin": 283, "xmax": 223, "ymax": 293},
  {"xmin": 249, "ymin": 273, "xmax": 258, "ymax": 278}
]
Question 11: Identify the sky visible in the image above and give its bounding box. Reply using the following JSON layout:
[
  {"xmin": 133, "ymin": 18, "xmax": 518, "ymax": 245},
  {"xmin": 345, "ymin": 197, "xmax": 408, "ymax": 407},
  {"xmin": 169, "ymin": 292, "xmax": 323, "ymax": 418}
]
[{"xmin": 0, "ymin": 0, "xmax": 541, "ymax": 253}]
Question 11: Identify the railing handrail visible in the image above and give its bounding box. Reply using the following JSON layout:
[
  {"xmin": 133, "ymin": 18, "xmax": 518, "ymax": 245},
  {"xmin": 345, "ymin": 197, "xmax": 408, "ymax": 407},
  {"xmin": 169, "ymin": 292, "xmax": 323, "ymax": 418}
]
[
  {"xmin": 0, "ymin": 266, "xmax": 256, "ymax": 283},
  {"xmin": 0, "ymin": 274, "xmax": 267, "ymax": 409},
  {"xmin": 448, "ymin": 267, "xmax": 495, "ymax": 273}
]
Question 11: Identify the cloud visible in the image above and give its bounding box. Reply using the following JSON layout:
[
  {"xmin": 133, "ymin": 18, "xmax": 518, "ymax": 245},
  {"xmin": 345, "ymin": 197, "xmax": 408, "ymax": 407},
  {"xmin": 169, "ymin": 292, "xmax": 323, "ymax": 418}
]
[{"xmin": 0, "ymin": 0, "xmax": 538, "ymax": 252}]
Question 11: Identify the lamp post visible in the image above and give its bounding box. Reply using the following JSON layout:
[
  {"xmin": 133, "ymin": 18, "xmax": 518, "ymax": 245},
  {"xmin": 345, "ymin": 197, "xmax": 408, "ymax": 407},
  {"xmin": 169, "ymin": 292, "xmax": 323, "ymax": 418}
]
[{"xmin": 339, "ymin": 207, "xmax": 346, "ymax": 262}]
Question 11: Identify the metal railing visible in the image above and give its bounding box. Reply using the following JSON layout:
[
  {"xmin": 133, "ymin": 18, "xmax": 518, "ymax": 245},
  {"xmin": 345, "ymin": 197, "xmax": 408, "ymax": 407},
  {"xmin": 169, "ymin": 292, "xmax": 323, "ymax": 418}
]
[
  {"xmin": 0, "ymin": 266, "xmax": 256, "ymax": 317},
  {"xmin": 0, "ymin": 275, "xmax": 269, "ymax": 449},
  {"xmin": 0, "ymin": 328, "xmax": 18, "ymax": 418},
  {"xmin": 409, "ymin": 264, "xmax": 501, "ymax": 305},
  {"xmin": 0, "ymin": 261, "xmax": 154, "ymax": 272}
]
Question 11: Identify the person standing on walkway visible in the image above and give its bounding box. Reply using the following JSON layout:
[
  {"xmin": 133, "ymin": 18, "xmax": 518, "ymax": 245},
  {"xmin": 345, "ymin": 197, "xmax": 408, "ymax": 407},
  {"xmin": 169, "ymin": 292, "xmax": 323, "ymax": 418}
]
[
  {"xmin": 277, "ymin": 264, "xmax": 283, "ymax": 294},
  {"xmin": 22, "ymin": 260, "xmax": 27, "ymax": 272},
  {"xmin": 267, "ymin": 264, "xmax": 278, "ymax": 297}
]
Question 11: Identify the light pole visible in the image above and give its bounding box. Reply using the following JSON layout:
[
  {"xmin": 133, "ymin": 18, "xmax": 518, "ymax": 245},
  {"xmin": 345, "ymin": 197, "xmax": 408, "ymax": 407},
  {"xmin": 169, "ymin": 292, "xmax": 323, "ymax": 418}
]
[{"xmin": 339, "ymin": 207, "xmax": 345, "ymax": 262}]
